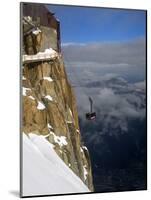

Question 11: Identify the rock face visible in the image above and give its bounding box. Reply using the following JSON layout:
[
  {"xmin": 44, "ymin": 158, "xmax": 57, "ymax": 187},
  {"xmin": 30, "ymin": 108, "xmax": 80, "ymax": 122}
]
[{"xmin": 22, "ymin": 4, "xmax": 94, "ymax": 192}]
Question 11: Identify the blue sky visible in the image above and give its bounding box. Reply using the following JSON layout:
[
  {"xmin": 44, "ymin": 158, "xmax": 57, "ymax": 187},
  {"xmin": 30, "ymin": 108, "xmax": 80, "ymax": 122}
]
[
  {"xmin": 47, "ymin": 5, "xmax": 146, "ymax": 44},
  {"xmin": 46, "ymin": 4, "xmax": 146, "ymax": 83}
]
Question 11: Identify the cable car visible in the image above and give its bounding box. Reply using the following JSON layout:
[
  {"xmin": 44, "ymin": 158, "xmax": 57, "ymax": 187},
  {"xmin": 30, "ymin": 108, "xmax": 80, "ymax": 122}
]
[{"xmin": 86, "ymin": 97, "xmax": 96, "ymax": 120}]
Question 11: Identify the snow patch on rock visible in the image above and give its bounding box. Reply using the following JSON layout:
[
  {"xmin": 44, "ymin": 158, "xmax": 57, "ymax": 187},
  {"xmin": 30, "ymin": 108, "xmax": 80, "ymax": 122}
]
[
  {"xmin": 48, "ymin": 123, "xmax": 53, "ymax": 129},
  {"xmin": 43, "ymin": 76, "xmax": 53, "ymax": 82},
  {"xmin": 23, "ymin": 87, "xmax": 31, "ymax": 96},
  {"xmin": 37, "ymin": 101, "xmax": 45, "ymax": 110},
  {"xmin": 44, "ymin": 95, "xmax": 53, "ymax": 101},
  {"xmin": 28, "ymin": 96, "xmax": 35, "ymax": 100},
  {"xmin": 32, "ymin": 28, "xmax": 41, "ymax": 35},
  {"xmin": 82, "ymin": 146, "xmax": 88, "ymax": 151},
  {"xmin": 83, "ymin": 165, "xmax": 88, "ymax": 181},
  {"xmin": 22, "ymin": 76, "xmax": 26, "ymax": 80},
  {"xmin": 49, "ymin": 131, "xmax": 68, "ymax": 147}
]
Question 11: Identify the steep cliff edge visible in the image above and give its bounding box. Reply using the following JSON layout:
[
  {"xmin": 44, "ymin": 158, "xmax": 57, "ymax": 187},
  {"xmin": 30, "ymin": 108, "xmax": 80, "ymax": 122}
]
[{"xmin": 22, "ymin": 4, "xmax": 93, "ymax": 192}]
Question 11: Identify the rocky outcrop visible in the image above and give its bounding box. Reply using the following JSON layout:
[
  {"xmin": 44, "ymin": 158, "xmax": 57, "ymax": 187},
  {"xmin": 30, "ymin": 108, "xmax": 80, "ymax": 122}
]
[{"xmin": 22, "ymin": 4, "xmax": 93, "ymax": 191}]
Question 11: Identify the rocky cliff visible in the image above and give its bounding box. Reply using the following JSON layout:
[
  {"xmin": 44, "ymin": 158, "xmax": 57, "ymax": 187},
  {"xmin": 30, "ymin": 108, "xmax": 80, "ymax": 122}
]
[{"xmin": 22, "ymin": 6, "xmax": 93, "ymax": 192}]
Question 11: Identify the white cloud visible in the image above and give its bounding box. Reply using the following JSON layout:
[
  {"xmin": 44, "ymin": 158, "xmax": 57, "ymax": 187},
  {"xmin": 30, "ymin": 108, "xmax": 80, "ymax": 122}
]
[
  {"xmin": 73, "ymin": 74, "xmax": 146, "ymax": 137},
  {"xmin": 63, "ymin": 38, "xmax": 146, "ymax": 82}
]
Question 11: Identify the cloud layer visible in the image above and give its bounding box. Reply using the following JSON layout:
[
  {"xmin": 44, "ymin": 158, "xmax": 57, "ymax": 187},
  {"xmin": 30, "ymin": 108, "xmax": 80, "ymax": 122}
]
[
  {"xmin": 73, "ymin": 75, "xmax": 146, "ymax": 138},
  {"xmin": 63, "ymin": 37, "xmax": 146, "ymax": 82}
]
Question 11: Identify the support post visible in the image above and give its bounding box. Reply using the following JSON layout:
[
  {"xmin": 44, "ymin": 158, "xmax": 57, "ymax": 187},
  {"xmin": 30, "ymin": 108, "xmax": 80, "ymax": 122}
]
[{"xmin": 89, "ymin": 97, "xmax": 93, "ymax": 113}]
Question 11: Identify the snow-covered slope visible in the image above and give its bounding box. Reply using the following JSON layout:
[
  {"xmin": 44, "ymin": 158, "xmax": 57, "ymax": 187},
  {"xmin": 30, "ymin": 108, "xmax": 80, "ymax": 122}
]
[{"xmin": 22, "ymin": 133, "xmax": 90, "ymax": 197}]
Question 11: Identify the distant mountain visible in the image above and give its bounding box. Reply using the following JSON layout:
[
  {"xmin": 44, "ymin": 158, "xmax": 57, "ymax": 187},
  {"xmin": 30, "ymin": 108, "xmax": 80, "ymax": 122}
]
[{"xmin": 86, "ymin": 76, "xmax": 128, "ymax": 88}]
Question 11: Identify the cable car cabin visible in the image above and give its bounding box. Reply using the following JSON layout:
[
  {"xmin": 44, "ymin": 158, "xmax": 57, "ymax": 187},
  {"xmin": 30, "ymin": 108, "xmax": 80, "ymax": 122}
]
[
  {"xmin": 86, "ymin": 112, "xmax": 96, "ymax": 120},
  {"xmin": 86, "ymin": 97, "xmax": 96, "ymax": 120}
]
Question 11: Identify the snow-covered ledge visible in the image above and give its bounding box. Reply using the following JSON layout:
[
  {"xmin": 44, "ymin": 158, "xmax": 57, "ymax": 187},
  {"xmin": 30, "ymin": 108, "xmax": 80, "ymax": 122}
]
[{"xmin": 22, "ymin": 48, "xmax": 58, "ymax": 64}]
